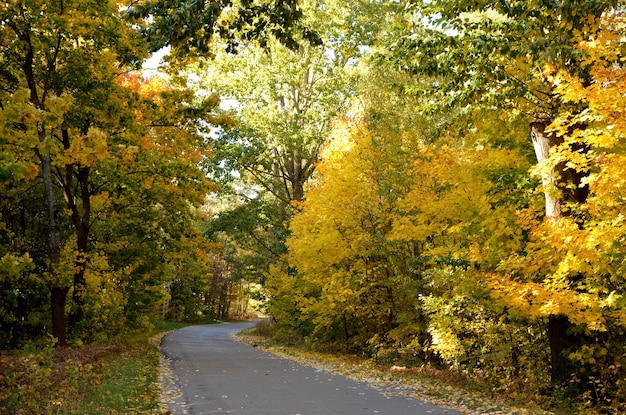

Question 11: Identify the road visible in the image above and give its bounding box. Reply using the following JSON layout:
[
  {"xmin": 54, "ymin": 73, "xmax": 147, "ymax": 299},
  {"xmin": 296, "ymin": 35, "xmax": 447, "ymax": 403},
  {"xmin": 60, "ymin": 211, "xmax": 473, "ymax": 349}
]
[{"xmin": 160, "ymin": 321, "xmax": 462, "ymax": 415}]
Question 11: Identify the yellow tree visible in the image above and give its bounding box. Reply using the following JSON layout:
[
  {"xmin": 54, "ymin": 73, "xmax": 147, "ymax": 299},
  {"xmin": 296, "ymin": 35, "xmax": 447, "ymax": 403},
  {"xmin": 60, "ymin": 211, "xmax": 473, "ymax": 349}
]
[
  {"xmin": 283, "ymin": 60, "xmax": 534, "ymax": 368},
  {"xmin": 0, "ymin": 1, "xmax": 227, "ymax": 345},
  {"xmin": 488, "ymin": 19, "xmax": 626, "ymax": 408},
  {"xmin": 386, "ymin": 0, "xmax": 624, "ymax": 388},
  {"xmin": 388, "ymin": 136, "xmax": 541, "ymax": 380},
  {"xmin": 285, "ymin": 118, "xmax": 428, "ymax": 353}
]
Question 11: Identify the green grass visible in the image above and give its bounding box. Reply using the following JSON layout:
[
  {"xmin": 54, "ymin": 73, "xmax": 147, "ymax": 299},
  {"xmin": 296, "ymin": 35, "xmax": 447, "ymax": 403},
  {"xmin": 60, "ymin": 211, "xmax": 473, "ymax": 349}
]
[
  {"xmin": 0, "ymin": 342, "xmax": 165, "ymax": 415},
  {"xmin": 0, "ymin": 318, "xmax": 233, "ymax": 415},
  {"xmin": 0, "ymin": 320, "xmax": 192, "ymax": 415},
  {"xmin": 56, "ymin": 344, "xmax": 163, "ymax": 415}
]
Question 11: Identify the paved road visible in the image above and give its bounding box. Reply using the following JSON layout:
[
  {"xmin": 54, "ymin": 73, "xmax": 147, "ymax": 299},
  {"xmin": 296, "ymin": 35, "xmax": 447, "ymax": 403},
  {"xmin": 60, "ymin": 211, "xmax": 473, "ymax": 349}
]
[{"xmin": 160, "ymin": 321, "xmax": 462, "ymax": 415}]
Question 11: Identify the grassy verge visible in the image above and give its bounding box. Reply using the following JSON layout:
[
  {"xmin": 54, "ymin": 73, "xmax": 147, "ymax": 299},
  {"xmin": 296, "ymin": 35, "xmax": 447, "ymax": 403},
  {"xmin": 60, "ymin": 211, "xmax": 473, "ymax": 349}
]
[{"xmin": 0, "ymin": 320, "xmax": 188, "ymax": 415}]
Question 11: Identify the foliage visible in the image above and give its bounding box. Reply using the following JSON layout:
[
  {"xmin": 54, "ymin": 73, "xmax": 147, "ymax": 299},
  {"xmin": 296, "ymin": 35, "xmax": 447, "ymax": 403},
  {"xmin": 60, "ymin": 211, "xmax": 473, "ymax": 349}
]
[
  {"xmin": 126, "ymin": 0, "xmax": 321, "ymax": 56},
  {"xmin": 266, "ymin": 4, "xmax": 626, "ymax": 410},
  {"xmin": 3, "ymin": 0, "xmax": 626, "ymax": 413},
  {"xmin": 0, "ymin": 1, "xmax": 229, "ymax": 348},
  {"xmin": 485, "ymin": 17, "xmax": 626, "ymax": 410},
  {"xmin": 0, "ymin": 333, "xmax": 165, "ymax": 415}
]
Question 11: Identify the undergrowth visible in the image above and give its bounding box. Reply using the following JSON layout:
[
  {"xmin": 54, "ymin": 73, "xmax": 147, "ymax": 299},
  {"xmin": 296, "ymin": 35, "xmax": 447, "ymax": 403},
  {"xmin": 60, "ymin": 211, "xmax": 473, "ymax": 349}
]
[{"xmin": 0, "ymin": 320, "xmax": 187, "ymax": 415}]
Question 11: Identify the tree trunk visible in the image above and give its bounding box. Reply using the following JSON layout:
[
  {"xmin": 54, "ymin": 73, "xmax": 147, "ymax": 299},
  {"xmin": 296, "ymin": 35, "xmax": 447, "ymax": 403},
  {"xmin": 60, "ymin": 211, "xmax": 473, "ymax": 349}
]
[
  {"xmin": 70, "ymin": 165, "xmax": 91, "ymax": 329},
  {"xmin": 40, "ymin": 135, "xmax": 68, "ymax": 346},
  {"xmin": 60, "ymin": 127, "xmax": 91, "ymax": 330},
  {"xmin": 531, "ymin": 121, "xmax": 588, "ymax": 385},
  {"xmin": 291, "ymin": 152, "xmax": 304, "ymax": 202},
  {"xmin": 50, "ymin": 287, "xmax": 69, "ymax": 346},
  {"xmin": 530, "ymin": 122, "xmax": 564, "ymax": 219},
  {"xmin": 547, "ymin": 315, "xmax": 578, "ymax": 385},
  {"xmin": 342, "ymin": 312, "xmax": 350, "ymax": 353}
]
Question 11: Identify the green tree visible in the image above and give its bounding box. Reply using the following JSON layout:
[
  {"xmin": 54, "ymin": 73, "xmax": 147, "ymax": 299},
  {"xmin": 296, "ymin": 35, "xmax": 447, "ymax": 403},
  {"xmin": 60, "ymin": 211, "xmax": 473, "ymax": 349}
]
[
  {"xmin": 195, "ymin": 0, "xmax": 385, "ymax": 294},
  {"xmin": 197, "ymin": 0, "xmax": 366, "ymax": 204},
  {"xmin": 88, "ymin": 72, "xmax": 226, "ymax": 328}
]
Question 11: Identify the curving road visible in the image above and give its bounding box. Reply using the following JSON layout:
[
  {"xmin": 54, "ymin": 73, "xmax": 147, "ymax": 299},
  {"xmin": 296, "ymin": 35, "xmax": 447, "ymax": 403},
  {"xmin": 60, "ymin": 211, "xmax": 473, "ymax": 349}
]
[{"xmin": 160, "ymin": 321, "xmax": 462, "ymax": 415}]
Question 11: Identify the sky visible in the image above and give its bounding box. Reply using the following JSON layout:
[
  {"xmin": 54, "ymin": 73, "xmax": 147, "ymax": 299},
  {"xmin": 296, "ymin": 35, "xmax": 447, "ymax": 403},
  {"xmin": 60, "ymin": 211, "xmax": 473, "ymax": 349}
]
[{"xmin": 142, "ymin": 47, "xmax": 171, "ymax": 71}]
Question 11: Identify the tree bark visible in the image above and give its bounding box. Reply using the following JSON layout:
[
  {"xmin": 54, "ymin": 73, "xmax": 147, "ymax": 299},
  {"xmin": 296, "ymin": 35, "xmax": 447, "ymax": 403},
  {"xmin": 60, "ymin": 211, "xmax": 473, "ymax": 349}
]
[
  {"xmin": 60, "ymin": 128, "xmax": 92, "ymax": 330},
  {"xmin": 50, "ymin": 287, "xmax": 69, "ymax": 346},
  {"xmin": 70, "ymin": 165, "xmax": 91, "ymax": 329},
  {"xmin": 290, "ymin": 152, "xmax": 305, "ymax": 202},
  {"xmin": 547, "ymin": 315, "xmax": 579, "ymax": 385},
  {"xmin": 530, "ymin": 122, "xmax": 564, "ymax": 219},
  {"xmin": 531, "ymin": 121, "xmax": 588, "ymax": 385},
  {"xmin": 40, "ymin": 129, "xmax": 68, "ymax": 345}
]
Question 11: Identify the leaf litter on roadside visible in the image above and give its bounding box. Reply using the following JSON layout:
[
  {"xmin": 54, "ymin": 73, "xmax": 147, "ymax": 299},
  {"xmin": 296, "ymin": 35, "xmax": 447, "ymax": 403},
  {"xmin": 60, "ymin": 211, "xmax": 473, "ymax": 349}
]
[{"xmin": 233, "ymin": 332, "xmax": 555, "ymax": 415}]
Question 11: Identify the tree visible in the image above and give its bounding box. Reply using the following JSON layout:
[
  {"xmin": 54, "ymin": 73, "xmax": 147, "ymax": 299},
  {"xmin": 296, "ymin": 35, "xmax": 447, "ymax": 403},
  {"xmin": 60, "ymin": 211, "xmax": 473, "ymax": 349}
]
[
  {"xmin": 0, "ymin": 0, "xmax": 148, "ymax": 345},
  {"xmin": 284, "ymin": 119, "xmax": 418, "ymax": 353},
  {"xmin": 197, "ymin": 0, "xmax": 371, "ymax": 205},
  {"xmin": 387, "ymin": 0, "xmax": 623, "ymax": 386},
  {"xmin": 89, "ymin": 71, "xmax": 227, "ymax": 328},
  {"xmin": 488, "ymin": 19, "xmax": 626, "ymax": 407},
  {"xmin": 0, "ymin": 1, "xmax": 229, "ymax": 346}
]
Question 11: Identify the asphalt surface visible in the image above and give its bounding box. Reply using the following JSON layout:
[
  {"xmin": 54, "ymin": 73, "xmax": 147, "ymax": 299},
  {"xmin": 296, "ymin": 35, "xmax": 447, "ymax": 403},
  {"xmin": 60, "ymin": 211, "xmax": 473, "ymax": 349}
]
[{"xmin": 160, "ymin": 321, "xmax": 462, "ymax": 415}]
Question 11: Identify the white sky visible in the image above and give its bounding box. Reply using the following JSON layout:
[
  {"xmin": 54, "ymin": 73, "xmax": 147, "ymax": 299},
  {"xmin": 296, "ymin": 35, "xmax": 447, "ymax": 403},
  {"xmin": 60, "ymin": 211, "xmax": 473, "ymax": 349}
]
[{"xmin": 142, "ymin": 47, "xmax": 171, "ymax": 71}]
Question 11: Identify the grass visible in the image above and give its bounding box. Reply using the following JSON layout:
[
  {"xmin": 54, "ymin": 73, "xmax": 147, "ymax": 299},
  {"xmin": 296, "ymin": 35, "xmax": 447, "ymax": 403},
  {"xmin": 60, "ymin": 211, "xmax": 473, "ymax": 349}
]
[
  {"xmin": 49, "ymin": 346, "xmax": 161, "ymax": 415},
  {"xmin": 0, "ymin": 319, "xmax": 192, "ymax": 415}
]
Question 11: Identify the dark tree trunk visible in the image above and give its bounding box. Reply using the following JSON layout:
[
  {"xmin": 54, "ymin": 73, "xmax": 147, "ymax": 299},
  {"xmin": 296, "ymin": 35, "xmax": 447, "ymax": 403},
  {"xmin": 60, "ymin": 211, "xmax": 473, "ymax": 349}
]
[
  {"xmin": 51, "ymin": 287, "xmax": 69, "ymax": 346},
  {"xmin": 69, "ymin": 165, "xmax": 91, "ymax": 329},
  {"xmin": 61, "ymin": 128, "xmax": 91, "ymax": 330},
  {"xmin": 342, "ymin": 312, "xmax": 350, "ymax": 353},
  {"xmin": 40, "ymin": 133, "xmax": 68, "ymax": 345},
  {"xmin": 547, "ymin": 315, "xmax": 578, "ymax": 385}
]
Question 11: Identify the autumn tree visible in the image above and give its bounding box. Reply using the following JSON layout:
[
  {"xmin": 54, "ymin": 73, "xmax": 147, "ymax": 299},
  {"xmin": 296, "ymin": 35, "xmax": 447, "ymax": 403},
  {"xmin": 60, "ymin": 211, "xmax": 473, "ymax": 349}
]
[
  {"xmin": 385, "ymin": 0, "xmax": 624, "ymax": 386},
  {"xmin": 281, "ymin": 56, "xmax": 535, "ymax": 370},
  {"xmin": 198, "ymin": 0, "xmax": 384, "ymax": 204},
  {"xmin": 85, "ymin": 71, "xmax": 229, "ymax": 327},
  {"xmin": 0, "ymin": 0, "xmax": 150, "ymax": 345},
  {"xmin": 488, "ymin": 18, "xmax": 626, "ymax": 408},
  {"xmin": 283, "ymin": 119, "xmax": 420, "ymax": 352},
  {"xmin": 0, "ymin": 1, "xmax": 229, "ymax": 346}
]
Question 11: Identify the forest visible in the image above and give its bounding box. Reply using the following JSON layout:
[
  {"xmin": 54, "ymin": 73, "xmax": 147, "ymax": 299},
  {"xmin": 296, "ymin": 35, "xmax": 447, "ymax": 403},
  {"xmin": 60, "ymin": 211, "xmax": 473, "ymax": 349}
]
[{"xmin": 1, "ymin": 0, "xmax": 626, "ymax": 413}]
